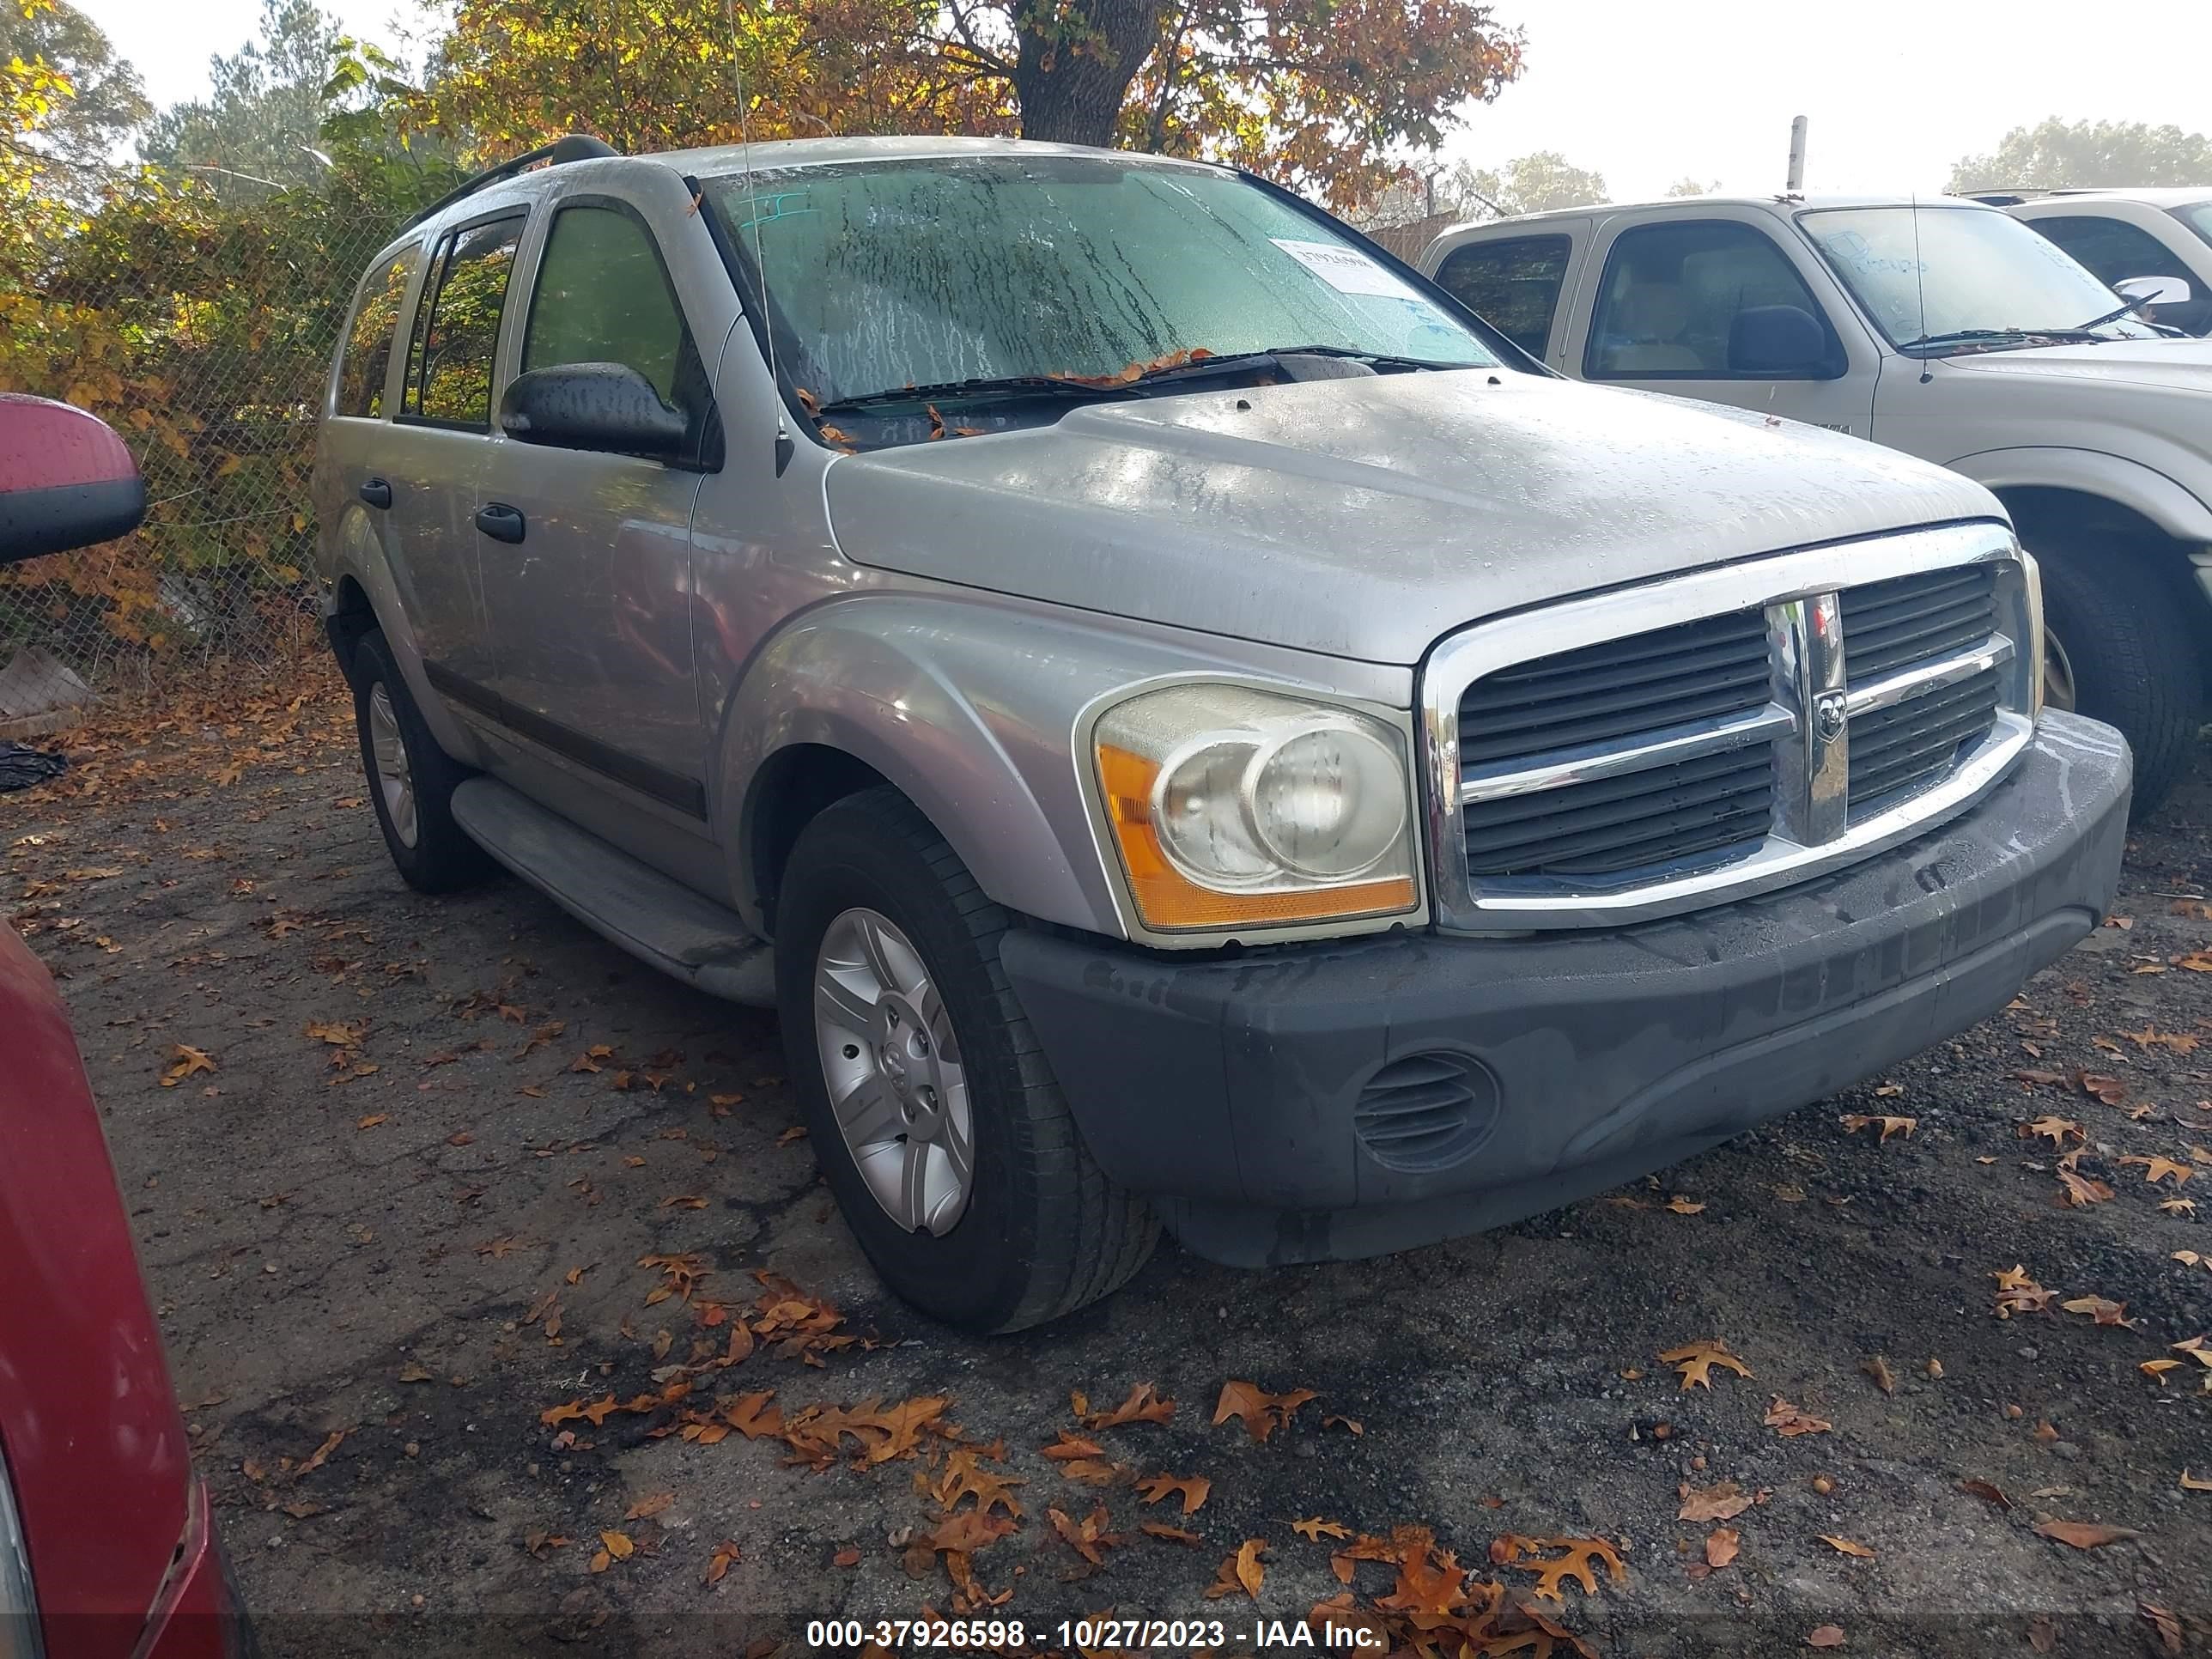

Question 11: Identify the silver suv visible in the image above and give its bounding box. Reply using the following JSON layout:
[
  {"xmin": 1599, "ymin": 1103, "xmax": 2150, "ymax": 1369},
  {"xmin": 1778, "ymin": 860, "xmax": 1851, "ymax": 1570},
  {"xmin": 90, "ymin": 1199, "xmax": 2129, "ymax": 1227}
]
[{"xmin": 313, "ymin": 134, "xmax": 2131, "ymax": 1331}]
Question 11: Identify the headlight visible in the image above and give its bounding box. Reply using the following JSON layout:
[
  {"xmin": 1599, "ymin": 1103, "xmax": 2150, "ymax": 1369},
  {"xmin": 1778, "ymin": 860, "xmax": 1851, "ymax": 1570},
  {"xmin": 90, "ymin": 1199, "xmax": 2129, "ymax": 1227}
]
[{"xmin": 1093, "ymin": 684, "xmax": 1419, "ymax": 932}]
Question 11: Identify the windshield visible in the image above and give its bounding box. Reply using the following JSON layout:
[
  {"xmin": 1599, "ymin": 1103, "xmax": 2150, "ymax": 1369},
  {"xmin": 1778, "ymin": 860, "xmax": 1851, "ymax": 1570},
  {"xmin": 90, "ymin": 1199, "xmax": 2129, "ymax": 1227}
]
[
  {"xmin": 2179, "ymin": 203, "xmax": 2212, "ymax": 251},
  {"xmin": 1799, "ymin": 205, "xmax": 2158, "ymax": 349},
  {"xmin": 703, "ymin": 155, "xmax": 1499, "ymax": 408}
]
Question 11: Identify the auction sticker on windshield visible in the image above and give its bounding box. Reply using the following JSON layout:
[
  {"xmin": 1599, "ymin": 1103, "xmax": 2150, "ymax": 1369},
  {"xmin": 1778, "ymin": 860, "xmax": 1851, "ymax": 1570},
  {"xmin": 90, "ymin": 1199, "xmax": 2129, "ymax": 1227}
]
[{"xmin": 1269, "ymin": 238, "xmax": 1422, "ymax": 300}]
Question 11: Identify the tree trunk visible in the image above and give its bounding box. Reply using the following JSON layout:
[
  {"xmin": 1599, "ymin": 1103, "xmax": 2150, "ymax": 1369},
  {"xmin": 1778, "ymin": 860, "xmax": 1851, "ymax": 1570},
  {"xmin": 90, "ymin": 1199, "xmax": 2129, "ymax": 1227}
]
[{"xmin": 1012, "ymin": 0, "xmax": 1167, "ymax": 148}]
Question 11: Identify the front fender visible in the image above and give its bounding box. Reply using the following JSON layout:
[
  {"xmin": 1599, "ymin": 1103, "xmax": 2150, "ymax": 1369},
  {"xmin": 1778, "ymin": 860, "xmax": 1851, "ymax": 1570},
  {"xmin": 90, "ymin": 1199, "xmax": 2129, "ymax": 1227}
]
[
  {"xmin": 713, "ymin": 592, "xmax": 1398, "ymax": 939},
  {"xmin": 1946, "ymin": 446, "xmax": 2212, "ymax": 545}
]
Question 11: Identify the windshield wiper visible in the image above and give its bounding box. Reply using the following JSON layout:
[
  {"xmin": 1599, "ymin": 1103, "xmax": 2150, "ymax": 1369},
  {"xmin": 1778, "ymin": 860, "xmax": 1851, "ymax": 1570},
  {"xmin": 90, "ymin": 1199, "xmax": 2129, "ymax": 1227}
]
[
  {"xmin": 1898, "ymin": 328, "xmax": 2032, "ymax": 351},
  {"xmin": 816, "ymin": 375, "xmax": 1133, "ymax": 415},
  {"xmin": 2067, "ymin": 296, "xmax": 2148, "ymax": 332},
  {"xmin": 816, "ymin": 345, "xmax": 1464, "ymax": 415}
]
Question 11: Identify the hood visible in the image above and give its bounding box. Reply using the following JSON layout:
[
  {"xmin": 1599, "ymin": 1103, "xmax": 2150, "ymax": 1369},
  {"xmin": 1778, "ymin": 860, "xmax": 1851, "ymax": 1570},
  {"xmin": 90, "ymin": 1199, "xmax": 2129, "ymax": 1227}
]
[
  {"xmin": 823, "ymin": 370, "xmax": 2001, "ymax": 664},
  {"xmin": 1939, "ymin": 336, "xmax": 2212, "ymax": 395}
]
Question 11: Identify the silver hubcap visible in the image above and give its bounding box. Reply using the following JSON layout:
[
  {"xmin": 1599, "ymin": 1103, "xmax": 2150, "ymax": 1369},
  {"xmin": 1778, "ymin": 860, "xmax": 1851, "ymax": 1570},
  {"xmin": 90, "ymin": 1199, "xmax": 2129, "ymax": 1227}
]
[
  {"xmin": 368, "ymin": 683, "xmax": 418, "ymax": 849},
  {"xmin": 2044, "ymin": 628, "xmax": 2078, "ymax": 714},
  {"xmin": 812, "ymin": 908, "xmax": 973, "ymax": 1234}
]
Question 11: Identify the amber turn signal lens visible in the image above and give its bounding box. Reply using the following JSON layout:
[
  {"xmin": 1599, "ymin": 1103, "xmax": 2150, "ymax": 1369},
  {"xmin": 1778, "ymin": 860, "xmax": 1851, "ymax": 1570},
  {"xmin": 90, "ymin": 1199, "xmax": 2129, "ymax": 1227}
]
[{"xmin": 1097, "ymin": 743, "xmax": 1417, "ymax": 931}]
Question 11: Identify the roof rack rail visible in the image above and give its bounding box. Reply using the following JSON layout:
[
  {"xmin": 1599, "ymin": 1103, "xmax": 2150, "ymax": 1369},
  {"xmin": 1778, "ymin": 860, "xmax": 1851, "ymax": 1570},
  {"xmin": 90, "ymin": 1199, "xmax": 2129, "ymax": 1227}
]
[{"xmin": 400, "ymin": 134, "xmax": 620, "ymax": 234}]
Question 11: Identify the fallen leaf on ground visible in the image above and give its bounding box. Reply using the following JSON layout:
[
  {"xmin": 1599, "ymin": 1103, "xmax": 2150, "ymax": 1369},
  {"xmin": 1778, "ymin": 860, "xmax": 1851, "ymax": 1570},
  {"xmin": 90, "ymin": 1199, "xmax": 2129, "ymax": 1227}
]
[
  {"xmin": 1677, "ymin": 1481, "xmax": 1757, "ymax": 1522},
  {"xmin": 159, "ymin": 1045, "xmax": 216, "ymax": 1086},
  {"xmin": 2057, "ymin": 1165, "xmax": 2116, "ymax": 1206},
  {"xmin": 1212, "ymin": 1379, "xmax": 1316, "ymax": 1443},
  {"xmin": 355, "ymin": 1114, "xmax": 386, "ymax": 1130},
  {"xmin": 926, "ymin": 1510, "xmax": 1015, "ymax": 1554},
  {"xmin": 1764, "ymin": 1397, "xmax": 1832, "ymax": 1436},
  {"xmin": 1993, "ymin": 1265, "xmax": 2057, "ymax": 1317},
  {"xmin": 2120, "ymin": 1155, "xmax": 2193, "ymax": 1188},
  {"xmin": 1074, "ymin": 1382, "xmax": 1174, "ymax": 1429},
  {"xmin": 1206, "ymin": 1539, "xmax": 1267, "ymax": 1600},
  {"xmin": 1960, "ymin": 1479, "xmax": 2012, "ymax": 1510},
  {"xmin": 1665, "ymin": 1195, "xmax": 1705, "ymax": 1214},
  {"xmin": 1491, "ymin": 1534, "xmax": 1627, "ymax": 1601},
  {"xmin": 1293, "ymin": 1516, "xmax": 1352, "ymax": 1540},
  {"xmin": 1861, "ymin": 1356, "xmax": 1895, "ymax": 1396},
  {"xmin": 2142, "ymin": 1358, "xmax": 2183, "ymax": 1383},
  {"xmin": 1819, "ymin": 1535, "xmax": 1875, "ymax": 1559},
  {"xmin": 1140, "ymin": 1522, "xmax": 1202, "ymax": 1544},
  {"xmin": 2034, "ymin": 1518, "xmax": 2139, "ymax": 1549},
  {"xmin": 832, "ymin": 1545, "xmax": 860, "ymax": 1567},
  {"xmin": 1042, "ymin": 1431, "xmax": 1105, "ymax": 1462},
  {"xmin": 1660, "ymin": 1339, "xmax": 1753, "ymax": 1389},
  {"xmin": 1839, "ymin": 1113, "xmax": 1916, "ymax": 1141},
  {"xmin": 2179, "ymin": 1470, "xmax": 2212, "ymax": 1492},
  {"xmin": 2061, "ymin": 1294, "xmax": 2133, "ymax": 1327},
  {"xmin": 1322, "ymin": 1413, "xmax": 1363, "ymax": 1434},
  {"xmin": 599, "ymin": 1530, "xmax": 635, "ymax": 1561},
  {"xmin": 1807, "ymin": 1626, "xmax": 1845, "ymax": 1649},
  {"xmin": 2142, "ymin": 1601, "xmax": 2185, "ymax": 1656},
  {"xmin": 296, "ymin": 1428, "xmax": 347, "ymax": 1474},
  {"xmin": 1047, "ymin": 1503, "xmax": 1122, "ymax": 1567},
  {"xmin": 1134, "ymin": 1473, "xmax": 1210, "ymax": 1514},
  {"xmin": 927, "ymin": 1449, "xmax": 1024, "ymax": 1519},
  {"xmin": 2021, "ymin": 1115, "xmax": 2085, "ymax": 1148},
  {"xmin": 1705, "ymin": 1528, "xmax": 1739, "ymax": 1569},
  {"xmin": 703, "ymin": 1540, "xmax": 740, "ymax": 1584},
  {"xmin": 624, "ymin": 1492, "xmax": 674, "ymax": 1522}
]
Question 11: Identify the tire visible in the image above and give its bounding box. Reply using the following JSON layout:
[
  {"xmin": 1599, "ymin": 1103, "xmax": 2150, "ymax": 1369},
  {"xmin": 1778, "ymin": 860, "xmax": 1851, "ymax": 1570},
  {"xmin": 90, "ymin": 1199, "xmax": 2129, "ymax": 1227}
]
[
  {"xmin": 775, "ymin": 787, "xmax": 1158, "ymax": 1334},
  {"xmin": 349, "ymin": 630, "xmax": 493, "ymax": 894},
  {"xmin": 2027, "ymin": 533, "xmax": 2204, "ymax": 817}
]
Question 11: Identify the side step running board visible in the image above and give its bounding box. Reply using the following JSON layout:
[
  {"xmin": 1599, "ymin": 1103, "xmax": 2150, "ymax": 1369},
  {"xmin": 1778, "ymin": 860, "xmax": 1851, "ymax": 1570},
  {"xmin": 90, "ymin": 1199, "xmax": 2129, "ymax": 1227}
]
[{"xmin": 450, "ymin": 778, "xmax": 775, "ymax": 1007}]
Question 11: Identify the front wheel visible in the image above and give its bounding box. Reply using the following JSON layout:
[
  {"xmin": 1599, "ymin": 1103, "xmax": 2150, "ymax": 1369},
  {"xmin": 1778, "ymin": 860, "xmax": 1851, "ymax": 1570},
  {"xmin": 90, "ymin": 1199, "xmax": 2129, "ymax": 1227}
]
[
  {"xmin": 2029, "ymin": 538, "xmax": 2204, "ymax": 817},
  {"xmin": 775, "ymin": 787, "xmax": 1158, "ymax": 1334}
]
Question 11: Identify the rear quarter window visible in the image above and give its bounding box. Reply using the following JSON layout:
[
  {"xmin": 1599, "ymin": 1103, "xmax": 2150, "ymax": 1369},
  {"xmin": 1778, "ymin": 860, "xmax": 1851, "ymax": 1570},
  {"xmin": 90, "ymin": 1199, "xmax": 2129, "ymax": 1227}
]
[
  {"xmin": 1433, "ymin": 235, "xmax": 1572, "ymax": 358},
  {"xmin": 337, "ymin": 246, "xmax": 420, "ymax": 418}
]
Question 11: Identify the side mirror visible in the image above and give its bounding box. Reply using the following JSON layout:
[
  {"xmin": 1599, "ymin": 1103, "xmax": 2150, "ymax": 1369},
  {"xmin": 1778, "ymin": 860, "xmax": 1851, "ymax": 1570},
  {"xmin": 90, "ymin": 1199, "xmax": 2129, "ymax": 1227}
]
[
  {"xmin": 1728, "ymin": 305, "xmax": 1834, "ymax": 375},
  {"xmin": 498, "ymin": 362, "xmax": 690, "ymax": 465},
  {"xmin": 2117, "ymin": 275, "xmax": 2192, "ymax": 308},
  {"xmin": 0, "ymin": 395, "xmax": 147, "ymax": 566}
]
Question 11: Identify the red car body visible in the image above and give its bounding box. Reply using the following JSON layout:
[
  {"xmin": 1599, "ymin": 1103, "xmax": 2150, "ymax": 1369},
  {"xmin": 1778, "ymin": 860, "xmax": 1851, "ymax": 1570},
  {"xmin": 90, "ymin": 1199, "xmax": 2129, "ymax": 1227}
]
[
  {"xmin": 2, "ymin": 396, "xmax": 246, "ymax": 1656},
  {"xmin": 1, "ymin": 923, "xmax": 245, "ymax": 1659}
]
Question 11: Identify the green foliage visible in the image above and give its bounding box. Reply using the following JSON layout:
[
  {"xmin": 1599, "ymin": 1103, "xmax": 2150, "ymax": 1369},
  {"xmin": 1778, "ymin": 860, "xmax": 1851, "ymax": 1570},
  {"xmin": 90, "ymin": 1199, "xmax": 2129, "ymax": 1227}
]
[
  {"xmin": 0, "ymin": 0, "xmax": 148, "ymax": 194},
  {"xmin": 1949, "ymin": 118, "xmax": 2212, "ymax": 192},
  {"xmin": 1, "ymin": 0, "xmax": 462, "ymax": 656},
  {"xmin": 1454, "ymin": 151, "xmax": 1607, "ymax": 219}
]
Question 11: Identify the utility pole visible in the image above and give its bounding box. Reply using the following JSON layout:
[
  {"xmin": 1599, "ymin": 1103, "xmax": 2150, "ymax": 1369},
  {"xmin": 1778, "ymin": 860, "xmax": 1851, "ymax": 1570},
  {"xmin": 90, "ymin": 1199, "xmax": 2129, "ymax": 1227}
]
[{"xmin": 1786, "ymin": 115, "xmax": 1808, "ymax": 191}]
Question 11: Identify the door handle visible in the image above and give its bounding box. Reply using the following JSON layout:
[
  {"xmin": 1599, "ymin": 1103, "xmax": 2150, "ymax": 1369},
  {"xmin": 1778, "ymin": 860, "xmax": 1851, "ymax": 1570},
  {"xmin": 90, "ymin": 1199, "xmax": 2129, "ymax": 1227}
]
[
  {"xmin": 475, "ymin": 502, "xmax": 526, "ymax": 544},
  {"xmin": 358, "ymin": 477, "xmax": 392, "ymax": 509}
]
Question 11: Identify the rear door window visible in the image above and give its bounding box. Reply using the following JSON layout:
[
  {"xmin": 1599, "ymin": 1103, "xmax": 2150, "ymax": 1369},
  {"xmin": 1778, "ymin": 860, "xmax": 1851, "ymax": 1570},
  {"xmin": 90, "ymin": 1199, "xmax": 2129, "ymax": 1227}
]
[
  {"xmin": 1433, "ymin": 235, "xmax": 1572, "ymax": 358},
  {"xmin": 1587, "ymin": 219, "xmax": 1842, "ymax": 380},
  {"xmin": 403, "ymin": 214, "xmax": 527, "ymax": 429},
  {"xmin": 337, "ymin": 246, "xmax": 419, "ymax": 417}
]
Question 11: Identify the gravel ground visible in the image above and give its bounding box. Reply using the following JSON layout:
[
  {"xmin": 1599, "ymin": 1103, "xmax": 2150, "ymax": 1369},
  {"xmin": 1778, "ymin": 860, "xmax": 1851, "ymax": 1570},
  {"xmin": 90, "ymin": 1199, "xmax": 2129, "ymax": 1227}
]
[{"xmin": 7, "ymin": 671, "xmax": 2211, "ymax": 1659}]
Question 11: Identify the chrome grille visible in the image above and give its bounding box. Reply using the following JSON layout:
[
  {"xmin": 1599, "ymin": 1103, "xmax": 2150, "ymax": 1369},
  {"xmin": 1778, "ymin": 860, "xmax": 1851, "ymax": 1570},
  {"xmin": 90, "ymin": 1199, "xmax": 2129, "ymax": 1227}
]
[
  {"xmin": 1840, "ymin": 565, "xmax": 1998, "ymax": 681},
  {"xmin": 1456, "ymin": 610, "xmax": 1772, "ymax": 766},
  {"xmin": 1423, "ymin": 525, "xmax": 2037, "ymax": 931}
]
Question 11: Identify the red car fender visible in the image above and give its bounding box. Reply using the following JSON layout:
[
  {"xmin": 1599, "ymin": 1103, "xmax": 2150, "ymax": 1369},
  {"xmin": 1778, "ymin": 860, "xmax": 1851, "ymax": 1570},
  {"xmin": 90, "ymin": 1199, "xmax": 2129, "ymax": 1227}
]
[{"xmin": 0, "ymin": 923, "xmax": 196, "ymax": 1659}]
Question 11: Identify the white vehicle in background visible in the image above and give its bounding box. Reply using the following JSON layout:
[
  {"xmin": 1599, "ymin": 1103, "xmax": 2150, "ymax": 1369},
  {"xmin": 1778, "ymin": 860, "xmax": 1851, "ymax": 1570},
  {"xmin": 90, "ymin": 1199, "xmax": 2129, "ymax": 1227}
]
[
  {"xmin": 1967, "ymin": 188, "xmax": 2212, "ymax": 338},
  {"xmin": 1420, "ymin": 194, "xmax": 2212, "ymax": 811}
]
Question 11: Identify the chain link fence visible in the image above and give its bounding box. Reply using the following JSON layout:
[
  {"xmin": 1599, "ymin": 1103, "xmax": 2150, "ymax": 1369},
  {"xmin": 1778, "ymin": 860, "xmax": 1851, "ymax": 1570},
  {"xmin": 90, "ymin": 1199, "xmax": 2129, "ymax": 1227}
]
[{"xmin": 1, "ymin": 173, "xmax": 404, "ymax": 732}]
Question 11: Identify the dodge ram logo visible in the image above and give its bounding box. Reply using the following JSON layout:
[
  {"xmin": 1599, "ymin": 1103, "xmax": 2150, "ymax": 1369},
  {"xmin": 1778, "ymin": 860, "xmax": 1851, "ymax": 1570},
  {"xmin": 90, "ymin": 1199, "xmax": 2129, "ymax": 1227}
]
[{"xmin": 1814, "ymin": 690, "xmax": 1848, "ymax": 743}]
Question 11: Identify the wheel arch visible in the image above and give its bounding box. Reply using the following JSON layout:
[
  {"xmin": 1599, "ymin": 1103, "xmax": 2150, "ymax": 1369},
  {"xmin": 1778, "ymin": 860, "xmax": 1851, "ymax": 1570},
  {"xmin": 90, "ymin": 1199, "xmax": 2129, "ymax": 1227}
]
[{"xmin": 713, "ymin": 596, "xmax": 1140, "ymax": 944}]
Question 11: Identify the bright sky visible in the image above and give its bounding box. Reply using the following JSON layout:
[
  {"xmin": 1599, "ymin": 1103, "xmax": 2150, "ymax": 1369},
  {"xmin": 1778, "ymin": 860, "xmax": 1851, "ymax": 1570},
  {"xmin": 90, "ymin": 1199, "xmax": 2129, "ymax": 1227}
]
[{"xmin": 75, "ymin": 0, "xmax": 2212, "ymax": 201}]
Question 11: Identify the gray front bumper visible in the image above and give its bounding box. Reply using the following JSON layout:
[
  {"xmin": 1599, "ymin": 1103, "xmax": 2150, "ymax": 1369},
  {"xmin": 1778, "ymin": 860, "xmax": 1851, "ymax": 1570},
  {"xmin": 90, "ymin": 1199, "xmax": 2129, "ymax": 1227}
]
[{"xmin": 1000, "ymin": 711, "xmax": 2131, "ymax": 1267}]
